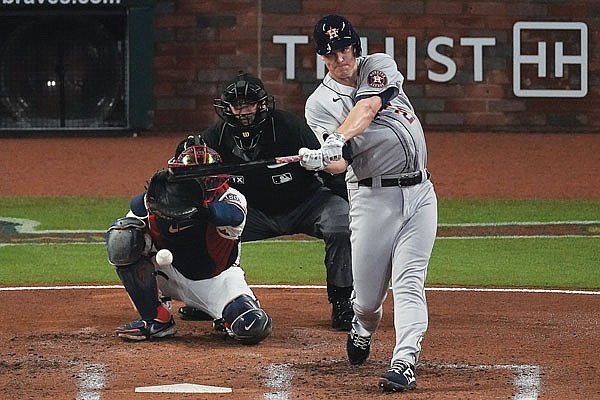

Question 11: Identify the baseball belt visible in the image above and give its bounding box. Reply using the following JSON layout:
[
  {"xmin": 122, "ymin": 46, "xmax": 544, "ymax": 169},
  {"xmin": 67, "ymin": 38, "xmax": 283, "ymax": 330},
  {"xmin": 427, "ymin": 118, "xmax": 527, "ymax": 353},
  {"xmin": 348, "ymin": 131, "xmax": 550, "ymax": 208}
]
[{"xmin": 358, "ymin": 170, "xmax": 430, "ymax": 187}]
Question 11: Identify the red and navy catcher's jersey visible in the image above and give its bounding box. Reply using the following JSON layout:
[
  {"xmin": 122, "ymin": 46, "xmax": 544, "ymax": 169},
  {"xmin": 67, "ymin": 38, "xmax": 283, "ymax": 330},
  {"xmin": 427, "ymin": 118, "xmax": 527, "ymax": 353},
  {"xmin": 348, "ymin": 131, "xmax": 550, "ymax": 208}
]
[{"xmin": 131, "ymin": 187, "xmax": 247, "ymax": 280}]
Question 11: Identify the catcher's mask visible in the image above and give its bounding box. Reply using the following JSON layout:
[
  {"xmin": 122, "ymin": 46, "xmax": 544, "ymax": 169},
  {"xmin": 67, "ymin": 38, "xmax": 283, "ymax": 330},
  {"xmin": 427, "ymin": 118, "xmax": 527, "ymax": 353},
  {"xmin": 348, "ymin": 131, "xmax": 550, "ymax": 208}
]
[
  {"xmin": 313, "ymin": 14, "xmax": 362, "ymax": 57},
  {"xmin": 145, "ymin": 169, "xmax": 205, "ymax": 222},
  {"xmin": 168, "ymin": 141, "xmax": 229, "ymax": 203},
  {"xmin": 213, "ymin": 72, "xmax": 275, "ymax": 151}
]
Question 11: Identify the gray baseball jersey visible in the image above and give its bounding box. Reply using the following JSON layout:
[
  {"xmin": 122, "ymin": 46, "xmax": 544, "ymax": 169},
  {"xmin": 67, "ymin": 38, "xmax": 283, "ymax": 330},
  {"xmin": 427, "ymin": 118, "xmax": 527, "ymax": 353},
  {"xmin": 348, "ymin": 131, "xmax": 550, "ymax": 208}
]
[
  {"xmin": 305, "ymin": 53, "xmax": 437, "ymax": 368},
  {"xmin": 306, "ymin": 53, "xmax": 427, "ymax": 181}
]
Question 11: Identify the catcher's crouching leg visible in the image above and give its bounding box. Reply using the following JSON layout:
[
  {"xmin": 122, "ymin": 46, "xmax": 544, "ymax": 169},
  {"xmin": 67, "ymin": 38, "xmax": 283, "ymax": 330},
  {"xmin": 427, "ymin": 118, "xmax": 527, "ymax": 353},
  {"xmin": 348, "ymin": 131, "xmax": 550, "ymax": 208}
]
[
  {"xmin": 106, "ymin": 217, "xmax": 175, "ymax": 340},
  {"xmin": 222, "ymin": 294, "xmax": 272, "ymax": 345},
  {"xmin": 112, "ymin": 260, "xmax": 176, "ymax": 340}
]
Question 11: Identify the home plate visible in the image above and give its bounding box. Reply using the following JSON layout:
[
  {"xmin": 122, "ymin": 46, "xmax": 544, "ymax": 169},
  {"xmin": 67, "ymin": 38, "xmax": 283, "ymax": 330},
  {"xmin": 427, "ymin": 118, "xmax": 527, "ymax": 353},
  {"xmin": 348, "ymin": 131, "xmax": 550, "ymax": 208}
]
[{"xmin": 135, "ymin": 383, "xmax": 232, "ymax": 393}]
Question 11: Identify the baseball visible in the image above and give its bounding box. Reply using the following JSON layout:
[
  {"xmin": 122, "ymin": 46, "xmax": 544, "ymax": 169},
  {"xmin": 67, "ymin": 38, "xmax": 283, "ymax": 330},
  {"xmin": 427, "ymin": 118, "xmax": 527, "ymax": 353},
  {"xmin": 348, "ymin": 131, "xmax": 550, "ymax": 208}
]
[{"xmin": 155, "ymin": 249, "xmax": 173, "ymax": 266}]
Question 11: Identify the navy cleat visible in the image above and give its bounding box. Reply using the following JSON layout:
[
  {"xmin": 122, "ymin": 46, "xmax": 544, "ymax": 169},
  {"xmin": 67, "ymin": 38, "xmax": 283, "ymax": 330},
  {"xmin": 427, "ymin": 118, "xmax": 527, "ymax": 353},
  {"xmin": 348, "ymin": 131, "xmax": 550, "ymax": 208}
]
[
  {"xmin": 115, "ymin": 318, "xmax": 177, "ymax": 341},
  {"xmin": 346, "ymin": 328, "xmax": 371, "ymax": 365},
  {"xmin": 379, "ymin": 360, "xmax": 417, "ymax": 392}
]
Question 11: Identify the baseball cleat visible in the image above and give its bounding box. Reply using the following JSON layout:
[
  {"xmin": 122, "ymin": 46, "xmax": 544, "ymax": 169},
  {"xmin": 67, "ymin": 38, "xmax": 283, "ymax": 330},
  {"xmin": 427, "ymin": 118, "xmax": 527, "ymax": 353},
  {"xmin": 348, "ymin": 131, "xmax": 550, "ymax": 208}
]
[
  {"xmin": 346, "ymin": 328, "xmax": 371, "ymax": 365},
  {"xmin": 378, "ymin": 360, "xmax": 417, "ymax": 392},
  {"xmin": 115, "ymin": 317, "xmax": 177, "ymax": 341},
  {"xmin": 331, "ymin": 298, "xmax": 354, "ymax": 331}
]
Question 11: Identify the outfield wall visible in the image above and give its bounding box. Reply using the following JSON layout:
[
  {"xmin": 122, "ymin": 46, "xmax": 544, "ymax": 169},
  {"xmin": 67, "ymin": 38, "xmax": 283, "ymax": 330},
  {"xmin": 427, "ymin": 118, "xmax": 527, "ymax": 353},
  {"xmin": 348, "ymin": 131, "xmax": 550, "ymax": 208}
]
[{"xmin": 151, "ymin": 1, "xmax": 599, "ymax": 133}]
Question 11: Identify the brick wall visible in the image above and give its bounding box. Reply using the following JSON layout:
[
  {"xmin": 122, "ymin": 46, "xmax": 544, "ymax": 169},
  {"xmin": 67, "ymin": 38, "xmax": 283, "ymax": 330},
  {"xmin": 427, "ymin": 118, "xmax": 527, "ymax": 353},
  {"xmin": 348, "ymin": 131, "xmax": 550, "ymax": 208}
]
[{"xmin": 152, "ymin": 0, "xmax": 599, "ymax": 133}]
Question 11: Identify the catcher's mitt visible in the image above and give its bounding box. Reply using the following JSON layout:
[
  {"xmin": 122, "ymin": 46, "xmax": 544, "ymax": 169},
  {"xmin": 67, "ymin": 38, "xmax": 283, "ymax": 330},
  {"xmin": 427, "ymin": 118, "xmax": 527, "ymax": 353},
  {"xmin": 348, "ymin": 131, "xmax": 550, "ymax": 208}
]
[{"xmin": 145, "ymin": 169, "xmax": 205, "ymax": 221}]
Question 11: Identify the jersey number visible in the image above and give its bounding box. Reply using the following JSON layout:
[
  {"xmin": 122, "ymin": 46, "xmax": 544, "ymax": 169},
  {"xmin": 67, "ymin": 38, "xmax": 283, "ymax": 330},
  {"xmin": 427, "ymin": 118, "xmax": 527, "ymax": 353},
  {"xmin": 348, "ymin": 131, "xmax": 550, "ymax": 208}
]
[{"xmin": 385, "ymin": 103, "xmax": 416, "ymax": 124}]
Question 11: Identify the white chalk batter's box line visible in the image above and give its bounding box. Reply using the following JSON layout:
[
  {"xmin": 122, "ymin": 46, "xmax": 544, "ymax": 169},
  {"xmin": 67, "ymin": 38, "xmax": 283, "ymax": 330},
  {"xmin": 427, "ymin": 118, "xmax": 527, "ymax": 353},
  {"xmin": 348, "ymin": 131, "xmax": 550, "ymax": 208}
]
[
  {"xmin": 265, "ymin": 361, "xmax": 542, "ymax": 400},
  {"xmin": 1, "ymin": 285, "xmax": 598, "ymax": 295},
  {"xmin": 71, "ymin": 360, "xmax": 541, "ymax": 398},
  {"xmin": 4, "ymin": 219, "xmax": 599, "ymax": 233}
]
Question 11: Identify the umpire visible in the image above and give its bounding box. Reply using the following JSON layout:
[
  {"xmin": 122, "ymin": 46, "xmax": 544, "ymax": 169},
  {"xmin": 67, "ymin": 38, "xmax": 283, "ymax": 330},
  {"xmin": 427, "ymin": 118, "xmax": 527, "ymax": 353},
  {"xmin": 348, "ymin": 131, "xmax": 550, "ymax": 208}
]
[{"xmin": 178, "ymin": 72, "xmax": 354, "ymax": 331}]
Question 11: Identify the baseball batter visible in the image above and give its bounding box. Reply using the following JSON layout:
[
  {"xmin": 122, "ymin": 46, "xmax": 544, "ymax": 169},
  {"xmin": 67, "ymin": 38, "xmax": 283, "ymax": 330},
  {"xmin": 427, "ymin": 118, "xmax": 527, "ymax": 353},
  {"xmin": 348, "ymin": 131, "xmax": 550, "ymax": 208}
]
[{"xmin": 301, "ymin": 15, "xmax": 438, "ymax": 392}]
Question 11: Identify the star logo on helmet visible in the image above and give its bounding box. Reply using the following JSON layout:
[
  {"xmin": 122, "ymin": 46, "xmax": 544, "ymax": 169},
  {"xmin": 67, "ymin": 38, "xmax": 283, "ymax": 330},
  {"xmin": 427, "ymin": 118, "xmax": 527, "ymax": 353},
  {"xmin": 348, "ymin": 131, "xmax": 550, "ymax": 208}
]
[{"xmin": 326, "ymin": 26, "xmax": 339, "ymax": 39}]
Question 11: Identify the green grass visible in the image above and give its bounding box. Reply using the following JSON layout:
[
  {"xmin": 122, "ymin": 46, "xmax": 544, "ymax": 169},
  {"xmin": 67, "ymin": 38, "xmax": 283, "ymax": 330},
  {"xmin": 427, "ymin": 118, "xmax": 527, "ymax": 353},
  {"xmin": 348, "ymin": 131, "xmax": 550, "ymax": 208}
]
[
  {"xmin": 0, "ymin": 244, "xmax": 117, "ymax": 285},
  {"xmin": 428, "ymin": 237, "xmax": 599, "ymax": 289},
  {"xmin": 2, "ymin": 237, "xmax": 598, "ymax": 289},
  {"xmin": 439, "ymin": 199, "xmax": 600, "ymax": 224},
  {"xmin": 0, "ymin": 242, "xmax": 328, "ymax": 286},
  {"xmin": 0, "ymin": 197, "xmax": 129, "ymax": 230},
  {"xmin": 0, "ymin": 197, "xmax": 598, "ymax": 229},
  {"xmin": 0, "ymin": 197, "xmax": 599, "ymax": 289}
]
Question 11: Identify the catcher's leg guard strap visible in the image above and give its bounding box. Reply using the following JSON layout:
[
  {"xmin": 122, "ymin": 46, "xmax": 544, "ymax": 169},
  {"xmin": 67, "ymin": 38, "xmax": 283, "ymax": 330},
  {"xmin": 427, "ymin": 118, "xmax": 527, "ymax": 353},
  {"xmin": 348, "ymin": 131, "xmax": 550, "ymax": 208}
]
[
  {"xmin": 116, "ymin": 258, "xmax": 160, "ymax": 321},
  {"xmin": 222, "ymin": 294, "xmax": 272, "ymax": 345}
]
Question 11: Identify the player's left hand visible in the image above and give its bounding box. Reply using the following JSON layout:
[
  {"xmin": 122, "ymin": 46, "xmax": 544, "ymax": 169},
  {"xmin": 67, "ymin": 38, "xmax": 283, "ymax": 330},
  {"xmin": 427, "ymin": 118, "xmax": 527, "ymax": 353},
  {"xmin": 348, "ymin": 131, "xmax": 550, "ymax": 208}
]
[
  {"xmin": 322, "ymin": 132, "xmax": 345, "ymax": 165},
  {"xmin": 299, "ymin": 147, "xmax": 325, "ymax": 171}
]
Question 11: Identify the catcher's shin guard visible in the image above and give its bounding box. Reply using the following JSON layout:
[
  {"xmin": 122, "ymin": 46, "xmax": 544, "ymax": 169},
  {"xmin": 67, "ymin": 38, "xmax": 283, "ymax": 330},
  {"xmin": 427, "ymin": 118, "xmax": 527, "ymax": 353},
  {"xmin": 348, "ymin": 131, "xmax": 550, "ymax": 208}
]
[
  {"xmin": 115, "ymin": 258, "xmax": 161, "ymax": 321},
  {"xmin": 222, "ymin": 294, "xmax": 272, "ymax": 345}
]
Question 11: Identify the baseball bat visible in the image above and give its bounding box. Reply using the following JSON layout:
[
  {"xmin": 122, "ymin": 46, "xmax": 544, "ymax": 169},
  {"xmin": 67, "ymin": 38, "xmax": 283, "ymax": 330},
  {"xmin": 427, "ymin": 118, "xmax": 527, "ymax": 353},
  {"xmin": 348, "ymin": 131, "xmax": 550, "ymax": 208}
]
[{"xmin": 167, "ymin": 154, "xmax": 303, "ymax": 181}]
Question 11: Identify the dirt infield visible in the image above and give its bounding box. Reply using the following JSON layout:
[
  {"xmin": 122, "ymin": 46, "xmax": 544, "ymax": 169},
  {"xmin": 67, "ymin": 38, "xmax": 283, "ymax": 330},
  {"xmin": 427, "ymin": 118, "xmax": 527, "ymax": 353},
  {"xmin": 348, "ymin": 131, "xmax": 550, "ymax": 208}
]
[
  {"xmin": 1, "ymin": 288, "xmax": 598, "ymax": 399},
  {"xmin": 0, "ymin": 132, "xmax": 599, "ymax": 399}
]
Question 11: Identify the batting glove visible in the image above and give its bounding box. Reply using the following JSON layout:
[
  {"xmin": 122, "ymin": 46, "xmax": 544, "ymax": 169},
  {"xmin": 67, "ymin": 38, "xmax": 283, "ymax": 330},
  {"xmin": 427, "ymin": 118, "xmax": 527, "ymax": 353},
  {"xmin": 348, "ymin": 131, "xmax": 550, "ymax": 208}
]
[
  {"xmin": 299, "ymin": 147, "xmax": 325, "ymax": 171},
  {"xmin": 322, "ymin": 132, "xmax": 345, "ymax": 165}
]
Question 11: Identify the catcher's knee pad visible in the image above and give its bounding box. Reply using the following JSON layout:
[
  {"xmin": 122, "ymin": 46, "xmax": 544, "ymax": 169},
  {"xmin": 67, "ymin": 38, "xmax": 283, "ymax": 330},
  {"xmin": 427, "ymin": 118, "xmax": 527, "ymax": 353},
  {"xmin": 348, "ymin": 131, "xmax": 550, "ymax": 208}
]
[
  {"xmin": 222, "ymin": 294, "xmax": 272, "ymax": 345},
  {"xmin": 106, "ymin": 217, "xmax": 147, "ymax": 266}
]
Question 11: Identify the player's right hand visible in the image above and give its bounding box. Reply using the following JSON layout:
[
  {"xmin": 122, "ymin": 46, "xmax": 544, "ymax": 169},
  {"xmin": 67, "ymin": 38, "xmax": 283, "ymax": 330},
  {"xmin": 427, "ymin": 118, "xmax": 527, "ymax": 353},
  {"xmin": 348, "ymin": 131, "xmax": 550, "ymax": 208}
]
[{"xmin": 299, "ymin": 147, "xmax": 325, "ymax": 171}]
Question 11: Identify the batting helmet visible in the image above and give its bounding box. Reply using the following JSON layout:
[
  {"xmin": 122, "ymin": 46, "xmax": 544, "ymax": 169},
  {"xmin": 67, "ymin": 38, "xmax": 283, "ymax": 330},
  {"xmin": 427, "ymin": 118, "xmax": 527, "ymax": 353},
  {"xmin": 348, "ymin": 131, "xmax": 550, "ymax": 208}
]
[
  {"xmin": 313, "ymin": 14, "xmax": 362, "ymax": 57},
  {"xmin": 213, "ymin": 72, "xmax": 275, "ymax": 151}
]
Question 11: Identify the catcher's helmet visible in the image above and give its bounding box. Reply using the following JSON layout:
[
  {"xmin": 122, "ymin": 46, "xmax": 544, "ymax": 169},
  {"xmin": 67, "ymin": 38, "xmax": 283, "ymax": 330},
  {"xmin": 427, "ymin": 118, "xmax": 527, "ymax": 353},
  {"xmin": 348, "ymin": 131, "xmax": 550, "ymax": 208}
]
[
  {"xmin": 213, "ymin": 72, "xmax": 275, "ymax": 151},
  {"xmin": 313, "ymin": 15, "xmax": 362, "ymax": 57},
  {"xmin": 168, "ymin": 140, "xmax": 228, "ymax": 201}
]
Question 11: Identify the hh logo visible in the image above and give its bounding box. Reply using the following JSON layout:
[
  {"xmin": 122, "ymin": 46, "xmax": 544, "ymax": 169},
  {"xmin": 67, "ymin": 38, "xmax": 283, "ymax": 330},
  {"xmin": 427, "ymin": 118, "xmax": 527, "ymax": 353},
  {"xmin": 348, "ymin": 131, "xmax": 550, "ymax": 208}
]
[
  {"xmin": 513, "ymin": 22, "xmax": 587, "ymax": 98},
  {"xmin": 229, "ymin": 175, "xmax": 245, "ymax": 184},
  {"xmin": 272, "ymin": 173, "xmax": 292, "ymax": 184}
]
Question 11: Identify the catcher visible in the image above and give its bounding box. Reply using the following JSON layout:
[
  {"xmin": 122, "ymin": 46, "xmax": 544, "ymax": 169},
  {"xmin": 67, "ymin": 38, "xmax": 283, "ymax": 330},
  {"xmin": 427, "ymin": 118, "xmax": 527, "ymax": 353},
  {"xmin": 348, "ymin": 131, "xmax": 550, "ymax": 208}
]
[{"xmin": 105, "ymin": 139, "xmax": 272, "ymax": 344}]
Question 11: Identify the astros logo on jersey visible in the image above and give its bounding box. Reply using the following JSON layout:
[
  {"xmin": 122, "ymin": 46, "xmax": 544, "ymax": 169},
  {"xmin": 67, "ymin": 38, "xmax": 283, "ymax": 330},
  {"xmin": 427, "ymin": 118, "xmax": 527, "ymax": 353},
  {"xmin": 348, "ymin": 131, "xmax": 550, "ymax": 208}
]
[{"xmin": 367, "ymin": 70, "xmax": 387, "ymax": 88}]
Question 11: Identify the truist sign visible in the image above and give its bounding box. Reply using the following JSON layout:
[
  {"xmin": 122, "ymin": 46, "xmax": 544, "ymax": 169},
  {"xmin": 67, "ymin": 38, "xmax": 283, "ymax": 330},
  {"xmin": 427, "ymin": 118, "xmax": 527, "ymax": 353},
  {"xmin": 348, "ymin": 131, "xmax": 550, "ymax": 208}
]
[{"xmin": 274, "ymin": 21, "xmax": 588, "ymax": 98}]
